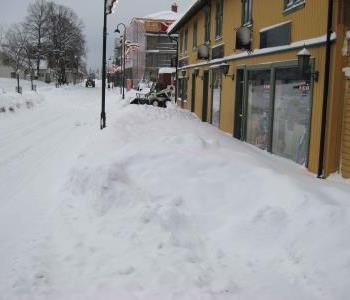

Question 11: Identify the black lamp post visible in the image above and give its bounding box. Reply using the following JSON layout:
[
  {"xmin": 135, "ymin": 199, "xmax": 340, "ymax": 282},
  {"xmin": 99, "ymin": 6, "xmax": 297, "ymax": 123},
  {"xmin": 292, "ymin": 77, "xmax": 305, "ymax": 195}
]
[
  {"xmin": 297, "ymin": 47, "xmax": 319, "ymax": 82},
  {"xmin": 115, "ymin": 23, "xmax": 126, "ymax": 100},
  {"xmin": 169, "ymin": 35, "xmax": 179, "ymax": 103},
  {"xmin": 101, "ymin": 0, "xmax": 118, "ymax": 130}
]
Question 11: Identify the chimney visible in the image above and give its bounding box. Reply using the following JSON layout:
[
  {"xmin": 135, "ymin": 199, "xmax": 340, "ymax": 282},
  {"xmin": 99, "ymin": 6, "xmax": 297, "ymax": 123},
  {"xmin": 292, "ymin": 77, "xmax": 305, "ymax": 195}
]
[{"xmin": 171, "ymin": 2, "xmax": 178, "ymax": 13}]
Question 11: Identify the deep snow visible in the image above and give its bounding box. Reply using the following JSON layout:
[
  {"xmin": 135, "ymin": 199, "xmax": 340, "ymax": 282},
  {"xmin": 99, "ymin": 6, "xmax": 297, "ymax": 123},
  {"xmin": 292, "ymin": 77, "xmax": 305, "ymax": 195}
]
[{"xmin": 0, "ymin": 79, "xmax": 350, "ymax": 300}]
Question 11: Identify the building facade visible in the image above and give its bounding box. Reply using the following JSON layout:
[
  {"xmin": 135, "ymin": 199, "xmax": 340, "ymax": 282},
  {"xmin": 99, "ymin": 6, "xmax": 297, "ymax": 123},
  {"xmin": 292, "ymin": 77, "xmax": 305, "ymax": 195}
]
[
  {"xmin": 122, "ymin": 4, "xmax": 179, "ymax": 87},
  {"xmin": 169, "ymin": 0, "xmax": 350, "ymax": 179}
]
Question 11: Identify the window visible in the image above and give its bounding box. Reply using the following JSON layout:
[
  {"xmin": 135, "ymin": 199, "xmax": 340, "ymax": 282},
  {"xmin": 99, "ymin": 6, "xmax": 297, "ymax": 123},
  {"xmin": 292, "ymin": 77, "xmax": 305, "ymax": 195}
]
[
  {"xmin": 193, "ymin": 21, "xmax": 198, "ymax": 49},
  {"xmin": 215, "ymin": 0, "xmax": 223, "ymax": 38},
  {"xmin": 179, "ymin": 32, "xmax": 183, "ymax": 53},
  {"xmin": 260, "ymin": 22, "xmax": 291, "ymax": 48},
  {"xmin": 184, "ymin": 29, "xmax": 188, "ymax": 52},
  {"xmin": 242, "ymin": 0, "xmax": 252, "ymax": 25},
  {"xmin": 284, "ymin": 0, "xmax": 305, "ymax": 11},
  {"xmin": 204, "ymin": 5, "xmax": 211, "ymax": 43}
]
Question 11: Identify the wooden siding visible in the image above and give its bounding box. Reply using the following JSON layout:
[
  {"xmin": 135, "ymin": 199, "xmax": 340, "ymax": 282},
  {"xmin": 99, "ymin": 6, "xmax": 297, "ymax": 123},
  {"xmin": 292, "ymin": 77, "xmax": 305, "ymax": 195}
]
[
  {"xmin": 342, "ymin": 70, "xmax": 350, "ymax": 178},
  {"xmin": 176, "ymin": 0, "xmax": 349, "ymax": 177}
]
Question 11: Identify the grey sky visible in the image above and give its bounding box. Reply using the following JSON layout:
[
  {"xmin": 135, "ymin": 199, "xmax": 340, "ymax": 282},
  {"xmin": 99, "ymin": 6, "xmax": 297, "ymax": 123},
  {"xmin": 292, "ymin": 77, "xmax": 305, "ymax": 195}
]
[{"xmin": 0, "ymin": 0, "xmax": 191, "ymax": 70}]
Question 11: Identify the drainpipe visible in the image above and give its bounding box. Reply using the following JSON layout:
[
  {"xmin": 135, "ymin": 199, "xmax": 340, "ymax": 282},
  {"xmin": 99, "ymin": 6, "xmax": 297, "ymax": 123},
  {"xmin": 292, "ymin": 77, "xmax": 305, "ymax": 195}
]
[{"xmin": 317, "ymin": 0, "xmax": 334, "ymax": 178}]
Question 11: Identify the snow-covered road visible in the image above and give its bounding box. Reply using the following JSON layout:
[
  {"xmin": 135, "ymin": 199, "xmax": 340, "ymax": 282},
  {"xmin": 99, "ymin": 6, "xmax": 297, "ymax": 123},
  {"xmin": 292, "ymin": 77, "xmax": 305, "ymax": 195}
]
[
  {"xmin": 0, "ymin": 80, "xmax": 104, "ymax": 299},
  {"xmin": 1, "ymin": 79, "xmax": 350, "ymax": 300}
]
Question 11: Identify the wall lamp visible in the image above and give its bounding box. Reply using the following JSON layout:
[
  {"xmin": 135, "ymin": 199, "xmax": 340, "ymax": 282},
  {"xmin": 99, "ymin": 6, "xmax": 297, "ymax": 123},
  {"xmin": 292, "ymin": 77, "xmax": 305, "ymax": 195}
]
[
  {"xmin": 297, "ymin": 47, "xmax": 319, "ymax": 82},
  {"xmin": 181, "ymin": 69, "xmax": 187, "ymax": 77},
  {"xmin": 193, "ymin": 68, "xmax": 200, "ymax": 77},
  {"xmin": 220, "ymin": 63, "xmax": 235, "ymax": 80}
]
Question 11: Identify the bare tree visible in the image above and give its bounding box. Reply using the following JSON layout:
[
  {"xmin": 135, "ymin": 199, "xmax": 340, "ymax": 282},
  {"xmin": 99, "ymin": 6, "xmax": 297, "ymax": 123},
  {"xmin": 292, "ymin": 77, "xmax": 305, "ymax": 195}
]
[
  {"xmin": 46, "ymin": 3, "xmax": 86, "ymax": 85},
  {"xmin": 24, "ymin": 0, "xmax": 50, "ymax": 79},
  {"xmin": 2, "ymin": 24, "xmax": 28, "ymax": 92}
]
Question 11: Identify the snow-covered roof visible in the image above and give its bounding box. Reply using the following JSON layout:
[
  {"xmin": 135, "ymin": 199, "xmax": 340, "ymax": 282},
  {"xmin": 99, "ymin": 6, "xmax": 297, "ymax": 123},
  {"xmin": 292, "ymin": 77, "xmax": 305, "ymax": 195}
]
[
  {"xmin": 159, "ymin": 67, "xmax": 176, "ymax": 74},
  {"xmin": 144, "ymin": 10, "xmax": 178, "ymax": 21},
  {"xmin": 168, "ymin": 0, "xmax": 205, "ymax": 34}
]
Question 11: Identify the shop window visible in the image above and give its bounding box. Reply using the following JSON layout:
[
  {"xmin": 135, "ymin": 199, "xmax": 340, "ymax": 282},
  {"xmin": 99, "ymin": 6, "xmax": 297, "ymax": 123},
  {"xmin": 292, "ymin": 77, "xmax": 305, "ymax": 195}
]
[
  {"xmin": 211, "ymin": 69, "xmax": 222, "ymax": 127},
  {"xmin": 193, "ymin": 21, "xmax": 198, "ymax": 49},
  {"xmin": 260, "ymin": 22, "xmax": 291, "ymax": 49},
  {"xmin": 272, "ymin": 67, "xmax": 311, "ymax": 165},
  {"xmin": 215, "ymin": 0, "xmax": 223, "ymax": 39},
  {"xmin": 242, "ymin": 0, "xmax": 253, "ymax": 26},
  {"xmin": 204, "ymin": 5, "xmax": 211, "ymax": 43},
  {"xmin": 246, "ymin": 69, "xmax": 271, "ymax": 150}
]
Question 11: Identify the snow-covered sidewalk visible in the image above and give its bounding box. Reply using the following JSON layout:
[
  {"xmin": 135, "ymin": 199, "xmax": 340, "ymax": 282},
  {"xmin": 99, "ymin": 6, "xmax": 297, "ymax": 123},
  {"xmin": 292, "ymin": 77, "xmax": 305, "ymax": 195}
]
[{"xmin": 1, "ymin": 80, "xmax": 350, "ymax": 300}]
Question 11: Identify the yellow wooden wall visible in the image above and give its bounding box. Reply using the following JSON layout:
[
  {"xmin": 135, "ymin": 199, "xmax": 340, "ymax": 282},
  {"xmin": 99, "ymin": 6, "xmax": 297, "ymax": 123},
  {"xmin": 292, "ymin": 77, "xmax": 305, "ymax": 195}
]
[
  {"xmin": 176, "ymin": 0, "xmax": 350, "ymax": 177},
  {"xmin": 341, "ymin": 57, "xmax": 350, "ymax": 178}
]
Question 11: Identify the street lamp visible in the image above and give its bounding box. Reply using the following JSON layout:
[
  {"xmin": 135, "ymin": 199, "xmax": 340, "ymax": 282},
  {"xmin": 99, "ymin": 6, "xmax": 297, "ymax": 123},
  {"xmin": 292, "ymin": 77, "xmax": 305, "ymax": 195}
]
[
  {"xmin": 115, "ymin": 23, "xmax": 126, "ymax": 100},
  {"xmin": 169, "ymin": 35, "xmax": 179, "ymax": 103},
  {"xmin": 101, "ymin": 0, "xmax": 118, "ymax": 130}
]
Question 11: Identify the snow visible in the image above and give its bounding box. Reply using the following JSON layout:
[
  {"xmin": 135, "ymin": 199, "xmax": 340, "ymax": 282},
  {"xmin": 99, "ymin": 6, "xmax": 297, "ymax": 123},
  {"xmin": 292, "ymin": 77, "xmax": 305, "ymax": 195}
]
[
  {"xmin": 144, "ymin": 10, "xmax": 178, "ymax": 21},
  {"xmin": 0, "ymin": 78, "xmax": 350, "ymax": 299},
  {"xmin": 178, "ymin": 33, "xmax": 337, "ymax": 71},
  {"xmin": 167, "ymin": 0, "xmax": 201, "ymax": 34},
  {"xmin": 0, "ymin": 78, "xmax": 47, "ymax": 114},
  {"xmin": 159, "ymin": 67, "xmax": 176, "ymax": 74},
  {"xmin": 343, "ymin": 67, "xmax": 350, "ymax": 77},
  {"xmin": 260, "ymin": 21, "xmax": 291, "ymax": 33}
]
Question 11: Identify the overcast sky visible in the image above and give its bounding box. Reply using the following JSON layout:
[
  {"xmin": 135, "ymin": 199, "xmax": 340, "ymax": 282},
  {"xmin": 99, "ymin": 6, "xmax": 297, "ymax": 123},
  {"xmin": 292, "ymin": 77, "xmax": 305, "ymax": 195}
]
[{"xmin": 0, "ymin": 0, "xmax": 192, "ymax": 70}]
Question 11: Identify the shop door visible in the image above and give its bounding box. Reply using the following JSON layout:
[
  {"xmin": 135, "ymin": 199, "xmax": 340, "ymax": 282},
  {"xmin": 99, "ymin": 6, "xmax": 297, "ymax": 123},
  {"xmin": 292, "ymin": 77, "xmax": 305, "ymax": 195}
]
[
  {"xmin": 191, "ymin": 73, "xmax": 196, "ymax": 112},
  {"xmin": 272, "ymin": 67, "xmax": 312, "ymax": 165},
  {"xmin": 202, "ymin": 71, "xmax": 209, "ymax": 121},
  {"xmin": 246, "ymin": 69, "xmax": 271, "ymax": 150},
  {"xmin": 211, "ymin": 69, "xmax": 222, "ymax": 127},
  {"xmin": 234, "ymin": 69, "xmax": 245, "ymax": 140}
]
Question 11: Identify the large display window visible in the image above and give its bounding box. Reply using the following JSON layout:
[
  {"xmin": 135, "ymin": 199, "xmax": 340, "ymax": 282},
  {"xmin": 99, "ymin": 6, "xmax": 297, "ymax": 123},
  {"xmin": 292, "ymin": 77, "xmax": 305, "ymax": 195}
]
[
  {"xmin": 237, "ymin": 61, "xmax": 313, "ymax": 166},
  {"xmin": 246, "ymin": 69, "xmax": 271, "ymax": 150},
  {"xmin": 211, "ymin": 69, "xmax": 222, "ymax": 127},
  {"xmin": 272, "ymin": 67, "xmax": 311, "ymax": 165}
]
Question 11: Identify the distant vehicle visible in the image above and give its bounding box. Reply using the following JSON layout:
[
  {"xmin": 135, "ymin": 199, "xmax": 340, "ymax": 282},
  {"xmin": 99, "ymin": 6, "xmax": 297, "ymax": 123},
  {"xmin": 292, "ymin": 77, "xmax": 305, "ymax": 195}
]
[{"xmin": 86, "ymin": 74, "xmax": 95, "ymax": 88}]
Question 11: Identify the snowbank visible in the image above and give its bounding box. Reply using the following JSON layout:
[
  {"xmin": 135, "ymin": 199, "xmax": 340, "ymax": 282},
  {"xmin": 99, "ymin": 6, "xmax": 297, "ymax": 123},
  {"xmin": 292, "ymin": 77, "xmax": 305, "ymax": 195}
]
[
  {"xmin": 1, "ymin": 86, "xmax": 349, "ymax": 300},
  {"xmin": 20, "ymin": 104, "xmax": 350, "ymax": 299},
  {"xmin": 0, "ymin": 79, "xmax": 45, "ymax": 114}
]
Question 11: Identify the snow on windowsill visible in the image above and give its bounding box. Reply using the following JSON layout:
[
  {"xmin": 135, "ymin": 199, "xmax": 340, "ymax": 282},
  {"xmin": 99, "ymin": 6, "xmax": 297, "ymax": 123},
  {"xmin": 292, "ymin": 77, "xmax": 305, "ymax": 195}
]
[
  {"xmin": 343, "ymin": 67, "xmax": 350, "ymax": 77},
  {"xmin": 178, "ymin": 33, "xmax": 337, "ymax": 71}
]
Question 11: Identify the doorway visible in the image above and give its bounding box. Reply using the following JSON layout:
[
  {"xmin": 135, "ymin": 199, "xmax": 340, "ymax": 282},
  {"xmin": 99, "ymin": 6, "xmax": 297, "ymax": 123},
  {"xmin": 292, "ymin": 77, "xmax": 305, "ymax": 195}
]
[
  {"xmin": 234, "ymin": 69, "xmax": 245, "ymax": 140},
  {"xmin": 211, "ymin": 69, "xmax": 222, "ymax": 127},
  {"xmin": 202, "ymin": 71, "xmax": 209, "ymax": 121},
  {"xmin": 191, "ymin": 73, "xmax": 196, "ymax": 112}
]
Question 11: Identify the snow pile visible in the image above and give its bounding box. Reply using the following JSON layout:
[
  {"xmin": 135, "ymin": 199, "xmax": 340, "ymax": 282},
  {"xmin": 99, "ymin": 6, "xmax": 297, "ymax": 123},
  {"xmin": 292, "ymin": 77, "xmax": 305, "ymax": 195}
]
[
  {"xmin": 0, "ymin": 79, "xmax": 45, "ymax": 114},
  {"xmin": 5, "ymin": 101, "xmax": 349, "ymax": 300},
  {"xmin": 145, "ymin": 10, "xmax": 178, "ymax": 21}
]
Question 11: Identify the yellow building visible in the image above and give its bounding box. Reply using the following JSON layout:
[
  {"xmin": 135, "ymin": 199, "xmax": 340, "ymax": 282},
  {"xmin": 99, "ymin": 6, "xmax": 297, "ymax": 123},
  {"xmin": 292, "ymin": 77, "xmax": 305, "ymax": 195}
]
[{"xmin": 168, "ymin": 0, "xmax": 350, "ymax": 178}]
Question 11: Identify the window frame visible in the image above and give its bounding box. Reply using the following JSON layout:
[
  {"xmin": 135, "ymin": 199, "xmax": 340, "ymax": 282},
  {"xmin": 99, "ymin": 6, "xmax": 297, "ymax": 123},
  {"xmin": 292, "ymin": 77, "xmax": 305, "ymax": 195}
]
[
  {"xmin": 283, "ymin": 0, "xmax": 305, "ymax": 13},
  {"xmin": 193, "ymin": 20, "xmax": 198, "ymax": 49},
  {"xmin": 215, "ymin": 0, "xmax": 223, "ymax": 39},
  {"xmin": 184, "ymin": 28, "xmax": 189, "ymax": 53},
  {"xmin": 242, "ymin": 0, "xmax": 253, "ymax": 26},
  {"xmin": 204, "ymin": 5, "xmax": 211, "ymax": 43}
]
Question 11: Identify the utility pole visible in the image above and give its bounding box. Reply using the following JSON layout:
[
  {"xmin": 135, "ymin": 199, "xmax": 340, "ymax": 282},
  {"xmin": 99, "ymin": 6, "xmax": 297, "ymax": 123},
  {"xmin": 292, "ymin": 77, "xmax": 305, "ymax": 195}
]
[
  {"xmin": 115, "ymin": 23, "xmax": 126, "ymax": 99},
  {"xmin": 101, "ymin": 0, "xmax": 108, "ymax": 129}
]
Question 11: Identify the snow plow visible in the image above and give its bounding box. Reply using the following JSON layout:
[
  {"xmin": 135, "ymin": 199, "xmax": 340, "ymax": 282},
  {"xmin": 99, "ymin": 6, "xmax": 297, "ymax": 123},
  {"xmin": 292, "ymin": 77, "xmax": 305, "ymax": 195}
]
[{"xmin": 130, "ymin": 83, "xmax": 175, "ymax": 108}]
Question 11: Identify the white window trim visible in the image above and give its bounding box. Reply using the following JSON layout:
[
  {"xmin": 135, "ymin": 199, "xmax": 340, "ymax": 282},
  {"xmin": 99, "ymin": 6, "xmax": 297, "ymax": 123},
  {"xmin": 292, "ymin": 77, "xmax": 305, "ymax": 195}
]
[{"xmin": 283, "ymin": 0, "xmax": 305, "ymax": 13}]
